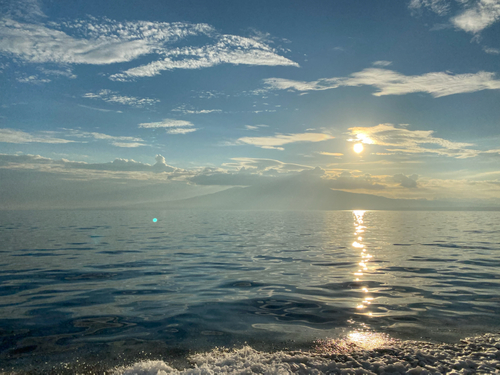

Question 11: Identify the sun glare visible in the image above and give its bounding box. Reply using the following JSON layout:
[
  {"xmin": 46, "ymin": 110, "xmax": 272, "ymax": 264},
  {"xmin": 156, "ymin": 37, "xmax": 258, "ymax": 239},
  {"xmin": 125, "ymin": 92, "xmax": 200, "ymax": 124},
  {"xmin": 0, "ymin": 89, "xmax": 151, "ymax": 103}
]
[{"xmin": 353, "ymin": 143, "xmax": 364, "ymax": 153}]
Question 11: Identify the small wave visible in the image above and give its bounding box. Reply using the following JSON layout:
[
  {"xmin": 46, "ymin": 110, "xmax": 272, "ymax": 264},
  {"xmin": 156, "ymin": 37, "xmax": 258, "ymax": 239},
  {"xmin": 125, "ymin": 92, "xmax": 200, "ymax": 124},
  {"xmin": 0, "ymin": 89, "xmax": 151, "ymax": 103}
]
[
  {"xmin": 112, "ymin": 333, "xmax": 500, "ymax": 375},
  {"xmin": 422, "ymin": 243, "xmax": 495, "ymax": 250}
]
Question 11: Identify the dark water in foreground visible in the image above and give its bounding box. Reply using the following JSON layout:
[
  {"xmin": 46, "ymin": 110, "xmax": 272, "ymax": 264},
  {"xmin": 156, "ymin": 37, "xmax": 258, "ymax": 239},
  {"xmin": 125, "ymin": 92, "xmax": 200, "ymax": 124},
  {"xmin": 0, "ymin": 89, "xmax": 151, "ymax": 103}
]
[{"xmin": 0, "ymin": 210, "xmax": 499, "ymax": 373}]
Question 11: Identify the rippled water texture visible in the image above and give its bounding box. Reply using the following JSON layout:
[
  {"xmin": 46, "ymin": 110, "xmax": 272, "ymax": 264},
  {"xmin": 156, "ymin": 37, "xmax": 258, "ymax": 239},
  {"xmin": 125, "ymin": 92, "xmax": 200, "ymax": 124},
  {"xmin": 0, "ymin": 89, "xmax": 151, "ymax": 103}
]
[{"xmin": 0, "ymin": 210, "xmax": 499, "ymax": 370}]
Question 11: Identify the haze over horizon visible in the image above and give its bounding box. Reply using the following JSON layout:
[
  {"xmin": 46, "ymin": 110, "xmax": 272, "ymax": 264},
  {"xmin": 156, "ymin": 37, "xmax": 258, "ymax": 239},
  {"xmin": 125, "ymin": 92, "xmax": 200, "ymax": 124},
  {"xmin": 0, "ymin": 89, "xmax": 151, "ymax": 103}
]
[{"xmin": 1, "ymin": 0, "xmax": 499, "ymax": 209}]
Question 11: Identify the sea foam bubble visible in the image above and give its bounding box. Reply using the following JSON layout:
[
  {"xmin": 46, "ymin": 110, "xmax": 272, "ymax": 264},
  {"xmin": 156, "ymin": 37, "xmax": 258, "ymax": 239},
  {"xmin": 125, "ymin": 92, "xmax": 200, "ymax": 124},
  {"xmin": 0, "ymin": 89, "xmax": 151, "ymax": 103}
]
[{"xmin": 113, "ymin": 333, "xmax": 500, "ymax": 374}]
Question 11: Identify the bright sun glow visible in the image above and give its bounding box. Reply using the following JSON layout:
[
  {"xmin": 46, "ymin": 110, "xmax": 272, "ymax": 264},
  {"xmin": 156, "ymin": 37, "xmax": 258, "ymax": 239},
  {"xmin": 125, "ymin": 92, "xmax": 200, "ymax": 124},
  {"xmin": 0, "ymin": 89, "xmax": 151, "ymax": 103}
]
[
  {"xmin": 353, "ymin": 143, "xmax": 364, "ymax": 153},
  {"xmin": 356, "ymin": 133, "xmax": 374, "ymax": 144}
]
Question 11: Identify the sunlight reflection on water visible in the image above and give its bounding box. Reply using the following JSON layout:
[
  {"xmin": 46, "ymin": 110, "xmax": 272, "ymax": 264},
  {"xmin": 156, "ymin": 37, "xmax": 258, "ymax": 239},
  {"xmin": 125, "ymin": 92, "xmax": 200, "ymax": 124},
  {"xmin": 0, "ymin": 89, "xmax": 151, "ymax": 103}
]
[
  {"xmin": 352, "ymin": 210, "xmax": 374, "ymax": 317},
  {"xmin": 0, "ymin": 209, "xmax": 499, "ymax": 368}
]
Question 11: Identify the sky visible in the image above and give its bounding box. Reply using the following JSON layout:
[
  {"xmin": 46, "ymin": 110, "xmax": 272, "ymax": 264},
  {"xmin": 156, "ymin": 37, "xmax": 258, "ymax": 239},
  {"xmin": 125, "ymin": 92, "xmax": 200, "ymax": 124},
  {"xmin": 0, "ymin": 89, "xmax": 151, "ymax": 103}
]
[{"xmin": 0, "ymin": 0, "xmax": 499, "ymax": 209}]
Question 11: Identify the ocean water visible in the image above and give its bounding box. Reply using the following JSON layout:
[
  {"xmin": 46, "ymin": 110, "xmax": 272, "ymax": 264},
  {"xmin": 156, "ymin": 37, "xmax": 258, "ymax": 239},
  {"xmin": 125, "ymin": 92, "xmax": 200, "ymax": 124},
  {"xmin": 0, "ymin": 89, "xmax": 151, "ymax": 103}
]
[{"xmin": 0, "ymin": 209, "xmax": 499, "ymax": 374}]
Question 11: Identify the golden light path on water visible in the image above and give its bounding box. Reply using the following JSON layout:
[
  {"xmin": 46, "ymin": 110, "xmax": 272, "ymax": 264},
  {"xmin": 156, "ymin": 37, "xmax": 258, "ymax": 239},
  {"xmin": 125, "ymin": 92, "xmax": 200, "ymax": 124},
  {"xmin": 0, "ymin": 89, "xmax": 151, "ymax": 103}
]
[
  {"xmin": 316, "ymin": 210, "xmax": 395, "ymax": 354},
  {"xmin": 352, "ymin": 210, "xmax": 373, "ymax": 315}
]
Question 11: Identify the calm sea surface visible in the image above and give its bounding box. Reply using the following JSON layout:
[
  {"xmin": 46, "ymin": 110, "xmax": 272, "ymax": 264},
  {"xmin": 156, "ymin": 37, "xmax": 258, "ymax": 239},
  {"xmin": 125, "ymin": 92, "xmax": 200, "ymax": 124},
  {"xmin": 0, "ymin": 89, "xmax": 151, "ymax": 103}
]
[{"xmin": 0, "ymin": 210, "xmax": 499, "ymax": 372}]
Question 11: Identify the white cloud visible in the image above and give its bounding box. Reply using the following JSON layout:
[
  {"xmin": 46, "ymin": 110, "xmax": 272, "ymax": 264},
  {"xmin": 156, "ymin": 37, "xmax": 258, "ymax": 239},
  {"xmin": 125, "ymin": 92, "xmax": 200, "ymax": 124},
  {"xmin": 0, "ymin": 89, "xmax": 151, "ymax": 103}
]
[
  {"xmin": 1, "ymin": 0, "xmax": 46, "ymax": 21},
  {"xmin": 37, "ymin": 66, "xmax": 76, "ymax": 79},
  {"xmin": 57, "ymin": 129, "xmax": 144, "ymax": 143},
  {"xmin": 171, "ymin": 106, "xmax": 222, "ymax": 114},
  {"xmin": 408, "ymin": 0, "xmax": 451, "ymax": 15},
  {"xmin": 0, "ymin": 153, "xmax": 53, "ymax": 166},
  {"xmin": 77, "ymin": 104, "xmax": 123, "ymax": 113},
  {"xmin": 409, "ymin": 0, "xmax": 500, "ymax": 34},
  {"xmin": 16, "ymin": 74, "xmax": 51, "ymax": 84},
  {"xmin": 89, "ymin": 133, "xmax": 142, "ymax": 141},
  {"xmin": 264, "ymin": 68, "xmax": 500, "ymax": 97},
  {"xmin": 109, "ymin": 35, "xmax": 298, "ymax": 81},
  {"xmin": 372, "ymin": 60, "xmax": 392, "ymax": 67},
  {"xmin": 236, "ymin": 133, "xmax": 333, "ymax": 150},
  {"xmin": 348, "ymin": 123, "xmax": 481, "ymax": 158},
  {"xmin": 139, "ymin": 119, "xmax": 193, "ymax": 128},
  {"xmin": 0, "ymin": 128, "xmax": 75, "ymax": 144},
  {"xmin": 111, "ymin": 142, "xmax": 147, "ymax": 148},
  {"xmin": 0, "ymin": 16, "xmax": 297, "ymax": 80},
  {"xmin": 166, "ymin": 128, "xmax": 198, "ymax": 135},
  {"xmin": 483, "ymin": 47, "xmax": 500, "ymax": 54},
  {"xmin": 245, "ymin": 124, "xmax": 269, "ymax": 131},
  {"xmin": 452, "ymin": 0, "xmax": 500, "ymax": 33},
  {"xmin": 224, "ymin": 157, "xmax": 314, "ymax": 175},
  {"xmin": 83, "ymin": 89, "xmax": 159, "ymax": 107},
  {"xmin": 139, "ymin": 118, "xmax": 198, "ymax": 135},
  {"xmin": 0, "ymin": 128, "xmax": 150, "ymax": 147},
  {"xmin": 0, "ymin": 153, "xmax": 177, "ymax": 173},
  {"xmin": 319, "ymin": 152, "xmax": 343, "ymax": 156},
  {"xmin": 0, "ymin": 18, "xmax": 207, "ymax": 65}
]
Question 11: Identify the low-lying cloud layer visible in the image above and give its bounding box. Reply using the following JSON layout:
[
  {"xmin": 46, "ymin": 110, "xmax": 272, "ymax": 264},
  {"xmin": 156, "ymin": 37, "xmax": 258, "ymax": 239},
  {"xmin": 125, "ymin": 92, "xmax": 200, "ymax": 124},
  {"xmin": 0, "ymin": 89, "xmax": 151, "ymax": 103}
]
[
  {"xmin": 1, "ymin": 152, "xmax": 500, "ymax": 208},
  {"xmin": 0, "ymin": 153, "xmax": 177, "ymax": 174}
]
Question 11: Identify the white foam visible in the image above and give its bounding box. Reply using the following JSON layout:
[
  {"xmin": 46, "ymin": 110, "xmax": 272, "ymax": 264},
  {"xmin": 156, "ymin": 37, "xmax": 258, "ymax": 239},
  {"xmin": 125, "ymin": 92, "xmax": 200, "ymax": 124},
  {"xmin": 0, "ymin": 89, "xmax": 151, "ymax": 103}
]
[{"xmin": 112, "ymin": 333, "xmax": 500, "ymax": 374}]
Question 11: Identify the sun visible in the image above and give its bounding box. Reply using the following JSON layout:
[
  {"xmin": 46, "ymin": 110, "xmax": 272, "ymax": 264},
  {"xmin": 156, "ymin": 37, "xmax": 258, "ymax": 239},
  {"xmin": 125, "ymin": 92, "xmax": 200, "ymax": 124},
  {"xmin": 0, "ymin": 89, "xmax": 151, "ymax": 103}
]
[{"xmin": 353, "ymin": 143, "xmax": 364, "ymax": 154}]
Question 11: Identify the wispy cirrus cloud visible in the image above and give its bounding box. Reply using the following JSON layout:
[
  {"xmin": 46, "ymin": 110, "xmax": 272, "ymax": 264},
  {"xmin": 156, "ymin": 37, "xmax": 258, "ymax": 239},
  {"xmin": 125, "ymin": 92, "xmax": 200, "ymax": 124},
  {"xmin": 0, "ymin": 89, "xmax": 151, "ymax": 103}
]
[
  {"xmin": 0, "ymin": 128, "xmax": 75, "ymax": 144},
  {"xmin": 65, "ymin": 129, "xmax": 143, "ymax": 142},
  {"xmin": 319, "ymin": 152, "xmax": 343, "ymax": 156},
  {"xmin": 0, "ymin": 18, "xmax": 209, "ymax": 65},
  {"xmin": 77, "ymin": 104, "xmax": 123, "ymax": 113},
  {"xmin": 0, "ymin": 16, "xmax": 298, "ymax": 81},
  {"xmin": 245, "ymin": 124, "xmax": 269, "ymax": 131},
  {"xmin": 409, "ymin": 0, "xmax": 451, "ymax": 16},
  {"xmin": 16, "ymin": 74, "xmax": 51, "ymax": 84},
  {"xmin": 109, "ymin": 35, "xmax": 299, "ymax": 81},
  {"xmin": 0, "ymin": 128, "xmax": 149, "ymax": 147},
  {"xmin": 138, "ymin": 119, "xmax": 198, "ymax": 134},
  {"xmin": 165, "ymin": 128, "xmax": 197, "ymax": 135},
  {"xmin": 171, "ymin": 106, "xmax": 222, "ymax": 114},
  {"xmin": 348, "ymin": 123, "xmax": 481, "ymax": 158},
  {"xmin": 111, "ymin": 142, "xmax": 147, "ymax": 148},
  {"xmin": 372, "ymin": 60, "xmax": 392, "ymax": 67},
  {"xmin": 15, "ymin": 67, "xmax": 76, "ymax": 84},
  {"xmin": 71, "ymin": 130, "xmax": 148, "ymax": 147},
  {"xmin": 483, "ymin": 47, "xmax": 500, "ymax": 54},
  {"xmin": 236, "ymin": 133, "xmax": 334, "ymax": 150},
  {"xmin": 83, "ymin": 90, "xmax": 159, "ymax": 108},
  {"xmin": 264, "ymin": 68, "xmax": 500, "ymax": 97},
  {"xmin": 1, "ymin": 0, "xmax": 46, "ymax": 22},
  {"xmin": 138, "ymin": 119, "xmax": 193, "ymax": 128}
]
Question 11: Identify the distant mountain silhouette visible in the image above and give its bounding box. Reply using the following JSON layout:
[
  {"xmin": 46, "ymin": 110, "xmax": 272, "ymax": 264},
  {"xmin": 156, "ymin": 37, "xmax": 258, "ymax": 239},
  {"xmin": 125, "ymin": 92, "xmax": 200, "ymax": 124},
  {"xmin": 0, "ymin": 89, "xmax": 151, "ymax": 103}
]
[{"xmin": 156, "ymin": 174, "xmax": 445, "ymax": 210}]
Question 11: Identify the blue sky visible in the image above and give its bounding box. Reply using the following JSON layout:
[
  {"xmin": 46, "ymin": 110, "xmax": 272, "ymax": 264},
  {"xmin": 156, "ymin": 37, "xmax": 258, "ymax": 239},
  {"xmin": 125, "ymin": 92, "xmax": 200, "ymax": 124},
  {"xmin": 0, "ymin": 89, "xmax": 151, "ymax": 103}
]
[{"xmin": 1, "ymin": 0, "xmax": 499, "ymax": 208}]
